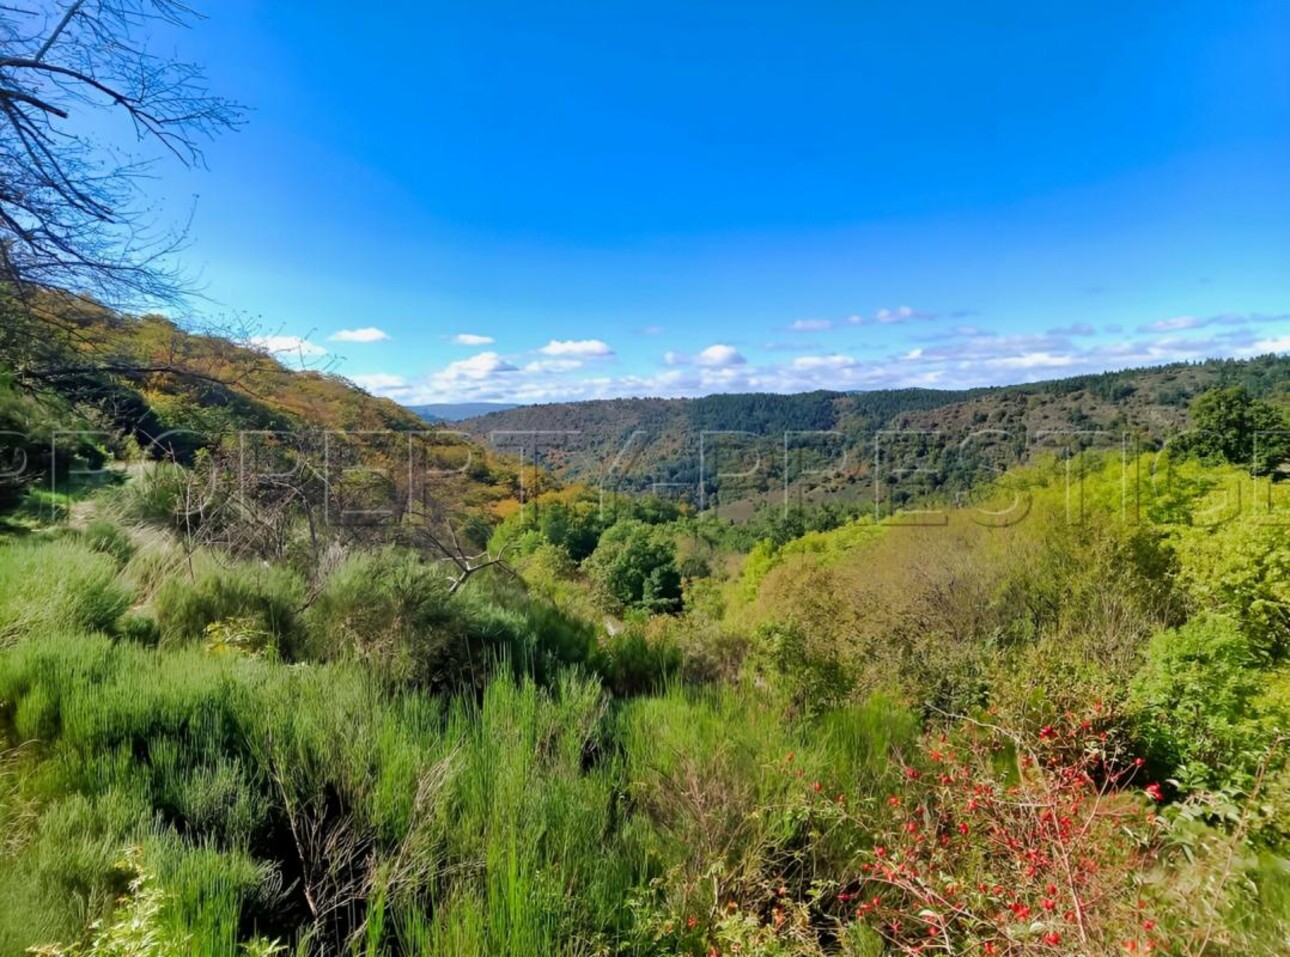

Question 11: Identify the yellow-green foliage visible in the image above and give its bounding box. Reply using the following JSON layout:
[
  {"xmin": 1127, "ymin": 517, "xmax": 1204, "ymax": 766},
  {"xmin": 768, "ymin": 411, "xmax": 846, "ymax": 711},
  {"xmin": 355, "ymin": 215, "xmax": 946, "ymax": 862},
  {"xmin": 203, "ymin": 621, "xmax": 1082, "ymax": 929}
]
[{"xmin": 1172, "ymin": 480, "xmax": 1290, "ymax": 652}]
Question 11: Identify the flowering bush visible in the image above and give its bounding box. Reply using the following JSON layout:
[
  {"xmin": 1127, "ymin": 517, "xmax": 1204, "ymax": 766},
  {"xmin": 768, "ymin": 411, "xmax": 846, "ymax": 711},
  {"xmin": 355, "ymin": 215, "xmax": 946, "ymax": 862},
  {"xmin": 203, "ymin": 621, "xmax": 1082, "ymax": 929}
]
[{"xmin": 834, "ymin": 714, "xmax": 1167, "ymax": 955}]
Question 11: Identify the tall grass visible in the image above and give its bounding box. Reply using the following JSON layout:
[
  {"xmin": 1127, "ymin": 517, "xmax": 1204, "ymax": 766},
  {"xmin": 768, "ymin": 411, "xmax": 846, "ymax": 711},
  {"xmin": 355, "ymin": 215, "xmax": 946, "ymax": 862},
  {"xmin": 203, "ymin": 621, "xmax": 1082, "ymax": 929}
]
[
  {"xmin": 0, "ymin": 621, "xmax": 920, "ymax": 955},
  {"xmin": 0, "ymin": 540, "xmax": 131, "ymax": 645}
]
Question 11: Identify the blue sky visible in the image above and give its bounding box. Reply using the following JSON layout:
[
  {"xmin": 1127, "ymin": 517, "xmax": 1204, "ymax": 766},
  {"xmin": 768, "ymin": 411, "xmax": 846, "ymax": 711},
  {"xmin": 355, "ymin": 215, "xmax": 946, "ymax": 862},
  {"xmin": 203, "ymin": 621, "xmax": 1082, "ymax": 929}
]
[{"xmin": 149, "ymin": 1, "xmax": 1288, "ymax": 403}]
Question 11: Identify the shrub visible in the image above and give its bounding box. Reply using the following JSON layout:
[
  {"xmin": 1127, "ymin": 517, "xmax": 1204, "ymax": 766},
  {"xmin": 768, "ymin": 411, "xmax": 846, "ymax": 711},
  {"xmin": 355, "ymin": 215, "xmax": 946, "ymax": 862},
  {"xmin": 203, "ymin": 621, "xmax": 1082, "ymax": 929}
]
[
  {"xmin": 1130, "ymin": 614, "xmax": 1288, "ymax": 792},
  {"xmin": 72, "ymin": 519, "xmax": 136, "ymax": 567},
  {"xmin": 106, "ymin": 463, "xmax": 212, "ymax": 535},
  {"xmin": 305, "ymin": 549, "xmax": 595, "ymax": 689},
  {"xmin": 153, "ymin": 557, "xmax": 305, "ymax": 658},
  {"xmin": 749, "ymin": 620, "xmax": 854, "ymax": 719},
  {"xmin": 591, "ymin": 623, "xmax": 680, "ymax": 696},
  {"xmin": 838, "ymin": 713, "xmax": 1165, "ymax": 955},
  {"xmin": 117, "ymin": 612, "xmax": 160, "ymax": 647},
  {"xmin": 1173, "ymin": 504, "xmax": 1290, "ymax": 655}
]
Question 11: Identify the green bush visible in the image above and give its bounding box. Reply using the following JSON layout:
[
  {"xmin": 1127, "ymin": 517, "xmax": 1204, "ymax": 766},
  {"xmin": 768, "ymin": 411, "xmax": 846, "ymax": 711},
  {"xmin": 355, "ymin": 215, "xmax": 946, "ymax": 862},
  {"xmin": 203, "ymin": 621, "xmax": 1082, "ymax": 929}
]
[
  {"xmin": 1131, "ymin": 614, "xmax": 1288, "ymax": 791},
  {"xmin": 117, "ymin": 611, "xmax": 160, "ymax": 646},
  {"xmin": 0, "ymin": 540, "xmax": 131, "ymax": 644},
  {"xmin": 305, "ymin": 549, "xmax": 595, "ymax": 689},
  {"xmin": 591, "ymin": 623, "xmax": 680, "ymax": 696},
  {"xmin": 153, "ymin": 557, "xmax": 305, "ymax": 658}
]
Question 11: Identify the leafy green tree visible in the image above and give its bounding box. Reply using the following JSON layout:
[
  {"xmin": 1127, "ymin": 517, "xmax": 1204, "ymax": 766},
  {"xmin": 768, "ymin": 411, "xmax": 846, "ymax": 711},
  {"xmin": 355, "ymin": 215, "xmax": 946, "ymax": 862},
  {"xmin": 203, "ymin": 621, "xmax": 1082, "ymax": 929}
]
[
  {"xmin": 1181, "ymin": 386, "xmax": 1290, "ymax": 476},
  {"xmin": 584, "ymin": 520, "xmax": 682, "ymax": 612}
]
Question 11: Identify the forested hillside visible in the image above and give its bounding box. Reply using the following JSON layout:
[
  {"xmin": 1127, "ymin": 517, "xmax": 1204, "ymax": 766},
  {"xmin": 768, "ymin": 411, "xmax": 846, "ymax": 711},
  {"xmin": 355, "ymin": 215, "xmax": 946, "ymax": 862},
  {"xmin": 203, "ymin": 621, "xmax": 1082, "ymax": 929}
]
[
  {"xmin": 447, "ymin": 355, "xmax": 1290, "ymax": 510},
  {"xmin": 0, "ymin": 292, "xmax": 521, "ymax": 525}
]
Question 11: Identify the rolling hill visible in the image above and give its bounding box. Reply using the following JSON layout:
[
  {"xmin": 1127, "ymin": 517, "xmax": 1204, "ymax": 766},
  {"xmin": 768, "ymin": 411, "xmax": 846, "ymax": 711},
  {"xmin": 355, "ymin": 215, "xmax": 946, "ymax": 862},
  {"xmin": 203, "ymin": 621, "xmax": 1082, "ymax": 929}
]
[{"xmin": 445, "ymin": 354, "xmax": 1290, "ymax": 511}]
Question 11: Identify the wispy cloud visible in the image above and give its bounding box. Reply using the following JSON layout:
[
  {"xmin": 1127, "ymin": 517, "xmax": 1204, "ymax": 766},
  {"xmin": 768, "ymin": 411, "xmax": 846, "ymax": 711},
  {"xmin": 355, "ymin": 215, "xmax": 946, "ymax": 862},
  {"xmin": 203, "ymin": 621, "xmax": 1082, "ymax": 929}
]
[
  {"xmin": 793, "ymin": 354, "xmax": 858, "ymax": 371},
  {"xmin": 1136, "ymin": 312, "xmax": 1262, "ymax": 333},
  {"xmin": 351, "ymin": 372, "xmax": 408, "ymax": 392},
  {"xmin": 452, "ymin": 333, "xmax": 494, "ymax": 346},
  {"xmin": 330, "ymin": 327, "xmax": 390, "ymax": 343},
  {"xmin": 539, "ymin": 338, "xmax": 614, "ymax": 357},
  {"xmin": 790, "ymin": 318, "xmax": 833, "ymax": 331},
  {"xmin": 1047, "ymin": 323, "xmax": 1096, "ymax": 336}
]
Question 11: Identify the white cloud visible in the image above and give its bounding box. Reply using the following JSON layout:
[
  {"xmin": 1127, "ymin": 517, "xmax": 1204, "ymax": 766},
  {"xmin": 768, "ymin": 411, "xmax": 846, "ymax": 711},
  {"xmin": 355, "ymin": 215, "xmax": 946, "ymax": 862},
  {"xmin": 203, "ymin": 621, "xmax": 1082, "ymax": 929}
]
[
  {"xmin": 250, "ymin": 335, "xmax": 327, "ymax": 358},
  {"xmin": 1047, "ymin": 323, "xmax": 1096, "ymax": 337},
  {"xmin": 793, "ymin": 354, "xmax": 858, "ymax": 370},
  {"xmin": 523, "ymin": 359, "xmax": 583, "ymax": 373},
  {"xmin": 329, "ymin": 327, "xmax": 390, "ymax": 343},
  {"xmin": 1143, "ymin": 315, "xmax": 1201, "ymax": 333},
  {"xmin": 790, "ymin": 318, "xmax": 832, "ymax": 331},
  {"xmin": 436, "ymin": 352, "xmax": 518, "ymax": 381},
  {"xmin": 372, "ymin": 311, "xmax": 1288, "ymax": 404},
  {"xmin": 351, "ymin": 373, "xmax": 408, "ymax": 392},
  {"xmin": 1138, "ymin": 313, "xmax": 1260, "ymax": 334},
  {"xmin": 695, "ymin": 344, "xmax": 746, "ymax": 367},
  {"xmin": 452, "ymin": 333, "xmax": 494, "ymax": 346},
  {"xmin": 539, "ymin": 338, "xmax": 614, "ymax": 357},
  {"xmin": 986, "ymin": 351, "xmax": 1075, "ymax": 370},
  {"xmin": 1251, "ymin": 335, "xmax": 1290, "ymax": 353},
  {"xmin": 875, "ymin": 306, "xmax": 916, "ymax": 324},
  {"xmin": 641, "ymin": 325, "xmax": 664, "ymax": 335}
]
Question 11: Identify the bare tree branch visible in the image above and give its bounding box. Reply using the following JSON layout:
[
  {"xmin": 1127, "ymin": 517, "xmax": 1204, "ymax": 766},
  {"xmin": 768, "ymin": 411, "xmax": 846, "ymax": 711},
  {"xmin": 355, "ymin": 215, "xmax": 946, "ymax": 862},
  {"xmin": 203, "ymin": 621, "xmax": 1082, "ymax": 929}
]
[{"xmin": 0, "ymin": 1, "xmax": 242, "ymax": 312}]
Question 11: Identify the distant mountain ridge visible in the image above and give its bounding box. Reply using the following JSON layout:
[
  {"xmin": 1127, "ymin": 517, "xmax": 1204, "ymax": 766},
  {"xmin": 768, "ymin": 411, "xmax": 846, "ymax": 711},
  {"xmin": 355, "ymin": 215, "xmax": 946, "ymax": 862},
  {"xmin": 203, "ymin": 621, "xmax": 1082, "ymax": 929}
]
[{"xmin": 441, "ymin": 355, "xmax": 1290, "ymax": 511}]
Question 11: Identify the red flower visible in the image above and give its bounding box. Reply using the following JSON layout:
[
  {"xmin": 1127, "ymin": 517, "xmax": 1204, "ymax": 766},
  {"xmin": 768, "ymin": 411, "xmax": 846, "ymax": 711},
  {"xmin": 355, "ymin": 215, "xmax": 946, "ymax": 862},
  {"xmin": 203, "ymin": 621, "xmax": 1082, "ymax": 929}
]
[
  {"xmin": 1144, "ymin": 783, "xmax": 1164, "ymax": 802},
  {"xmin": 1043, "ymin": 932, "xmax": 1062, "ymax": 945},
  {"xmin": 958, "ymin": 822, "xmax": 970, "ymax": 835}
]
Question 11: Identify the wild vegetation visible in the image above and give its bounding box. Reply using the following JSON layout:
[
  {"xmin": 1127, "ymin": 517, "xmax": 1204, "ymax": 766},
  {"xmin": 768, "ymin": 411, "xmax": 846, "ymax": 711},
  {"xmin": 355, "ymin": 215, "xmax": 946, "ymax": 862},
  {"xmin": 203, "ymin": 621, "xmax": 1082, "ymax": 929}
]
[
  {"xmin": 0, "ymin": 353, "xmax": 1288, "ymax": 955},
  {"xmin": 2, "ymin": 3, "xmax": 1287, "ymax": 953}
]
